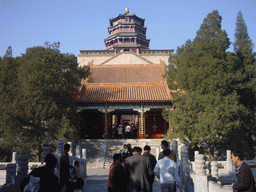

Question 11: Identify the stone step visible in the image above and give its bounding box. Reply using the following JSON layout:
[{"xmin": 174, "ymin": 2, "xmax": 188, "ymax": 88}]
[{"xmin": 80, "ymin": 139, "xmax": 164, "ymax": 168}]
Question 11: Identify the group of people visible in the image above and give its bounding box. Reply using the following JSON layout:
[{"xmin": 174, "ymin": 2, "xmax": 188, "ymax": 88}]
[
  {"xmin": 108, "ymin": 140, "xmax": 256, "ymax": 192},
  {"xmin": 21, "ymin": 143, "xmax": 84, "ymax": 192},
  {"xmin": 19, "ymin": 141, "xmax": 256, "ymax": 192},
  {"xmin": 112, "ymin": 123, "xmax": 137, "ymax": 139},
  {"xmin": 108, "ymin": 140, "xmax": 180, "ymax": 192}
]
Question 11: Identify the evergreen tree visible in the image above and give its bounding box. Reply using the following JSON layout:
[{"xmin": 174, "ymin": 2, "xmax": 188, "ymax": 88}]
[
  {"xmin": 4, "ymin": 46, "xmax": 13, "ymax": 57},
  {"xmin": 0, "ymin": 44, "xmax": 90, "ymax": 161},
  {"xmin": 232, "ymin": 11, "xmax": 256, "ymax": 158},
  {"xmin": 163, "ymin": 10, "xmax": 243, "ymax": 158},
  {"xmin": 0, "ymin": 56, "xmax": 23, "ymax": 155}
]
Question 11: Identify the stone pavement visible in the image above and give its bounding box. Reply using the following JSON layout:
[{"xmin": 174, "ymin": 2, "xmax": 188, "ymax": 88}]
[{"xmin": 84, "ymin": 168, "xmax": 161, "ymax": 192}]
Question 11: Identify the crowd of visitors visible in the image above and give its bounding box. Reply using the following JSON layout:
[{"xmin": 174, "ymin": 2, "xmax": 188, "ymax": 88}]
[
  {"xmin": 107, "ymin": 140, "xmax": 180, "ymax": 192},
  {"xmin": 111, "ymin": 122, "xmax": 137, "ymax": 139},
  {"xmin": 20, "ymin": 143, "xmax": 85, "ymax": 192},
  {"xmin": 19, "ymin": 140, "xmax": 255, "ymax": 192}
]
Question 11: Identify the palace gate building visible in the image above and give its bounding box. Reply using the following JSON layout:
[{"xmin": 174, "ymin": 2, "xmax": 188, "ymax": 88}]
[{"xmin": 75, "ymin": 8, "xmax": 174, "ymax": 139}]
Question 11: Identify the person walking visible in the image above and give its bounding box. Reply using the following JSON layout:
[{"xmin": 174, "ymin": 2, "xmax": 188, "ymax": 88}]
[
  {"xmin": 125, "ymin": 124, "xmax": 131, "ymax": 138},
  {"xmin": 125, "ymin": 146, "xmax": 154, "ymax": 192},
  {"xmin": 60, "ymin": 143, "xmax": 74, "ymax": 192},
  {"xmin": 117, "ymin": 124, "xmax": 123, "ymax": 139},
  {"xmin": 143, "ymin": 145, "xmax": 157, "ymax": 187},
  {"xmin": 158, "ymin": 140, "xmax": 177, "ymax": 162},
  {"xmin": 232, "ymin": 149, "xmax": 256, "ymax": 192},
  {"xmin": 108, "ymin": 153, "xmax": 120, "ymax": 192},
  {"xmin": 113, "ymin": 157, "xmax": 128, "ymax": 192},
  {"xmin": 154, "ymin": 149, "xmax": 180, "ymax": 192},
  {"xmin": 131, "ymin": 123, "xmax": 137, "ymax": 138}
]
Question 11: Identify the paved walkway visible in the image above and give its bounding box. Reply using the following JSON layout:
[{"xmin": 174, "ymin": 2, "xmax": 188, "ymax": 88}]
[
  {"xmin": 85, "ymin": 168, "xmax": 161, "ymax": 192},
  {"xmin": 1, "ymin": 169, "xmax": 161, "ymax": 191}
]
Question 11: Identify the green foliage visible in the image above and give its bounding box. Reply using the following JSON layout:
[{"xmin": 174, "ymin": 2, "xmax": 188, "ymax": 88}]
[
  {"xmin": 164, "ymin": 10, "xmax": 249, "ymax": 158},
  {"xmin": 0, "ymin": 43, "xmax": 89, "ymax": 161},
  {"xmin": 231, "ymin": 11, "xmax": 256, "ymax": 159},
  {"xmin": 4, "ymin": 46, "xmax": 13, "ymax": 58}
]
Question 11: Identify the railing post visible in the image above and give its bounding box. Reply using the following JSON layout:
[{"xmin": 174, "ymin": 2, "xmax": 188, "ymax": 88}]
[
  {"xmin": 15, "ymin": 155, "xmax": 28, "ymax": 192},
  {"xmin": 57, "ymin": 141, "xmax": 64, "ymax": 157},
  {"xmin": 42, "ymin": 146, "xmax": 51, "ymax": 163},
  {"xmin": 194, "ymin": 152, "xmax": 209, "ymax": 192},
  {"xmin": 211, "ymin": 161, "xmax": 218, "ymax": 179},
  {"xmin": 76, "ymin": 146, "xmax": 82, "ymax": 158},
  {"xmin": 12, "ymin": 152, "xmax": 17, "ymax": 163},
  {"xmin": 226, "ymin": 150, "xmax": 235, "ymax": 176},
  {"xmin": 6, "ymin": 163, "xmax": 16, "ymax": 184},
  {"xmin": 81, "ymin": 148, "xmax": 87, "ymax": 177}
]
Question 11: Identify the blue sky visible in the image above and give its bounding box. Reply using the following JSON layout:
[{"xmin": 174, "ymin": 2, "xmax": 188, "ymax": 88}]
[{"xmin": 1, "ymin": 0, "xmax": 255, "ymax": 58}]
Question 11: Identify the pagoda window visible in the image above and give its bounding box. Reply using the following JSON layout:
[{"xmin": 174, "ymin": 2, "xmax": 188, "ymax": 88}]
[
  {"xmin": 124, "ymin": 38, "xmax": 129, "ymax": 43},
  {"xmin": 124, "ymin": 48, "xmax": 130, "ymax": 52}
]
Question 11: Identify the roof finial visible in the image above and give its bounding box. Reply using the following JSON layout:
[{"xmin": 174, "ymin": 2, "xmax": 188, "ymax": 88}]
[{"xmin": 125, "ymin": 7, "xmax": 129, "ymax": 14}]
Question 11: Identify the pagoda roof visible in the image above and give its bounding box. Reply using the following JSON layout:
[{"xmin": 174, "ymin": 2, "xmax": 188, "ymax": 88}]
[
  {"xmin": 109, "ymin": 13, "xmax": 145, "ymax": 27},
  {"xmin": 108, "ymin": 22, "xmax": 147, "ymax": 29},
  {"xmin": 105, "ymin": 33, "xmax": 148, "ymax": 41}
]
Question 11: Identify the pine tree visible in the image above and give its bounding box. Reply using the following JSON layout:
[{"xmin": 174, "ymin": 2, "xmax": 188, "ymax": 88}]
[
  {"xmin": 232, "ymin": 11, "xmax": 256, "ymax": 158},
  {"xmin": 234, "ymin": 11, "xmax": 254, "ymax": 59},
  {"xmin": 0, "ymin": 56, "xmax": 22, "ymax": 154},
  {"xmin": 164, "ymin": 10, "xmax": 242, "ymax": 159},
  {"xmin": 4, "ymin": 46, "xmax": 13, "ymax": 57}
]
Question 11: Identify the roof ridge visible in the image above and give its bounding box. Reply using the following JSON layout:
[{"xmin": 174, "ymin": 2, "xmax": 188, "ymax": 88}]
[
  {"xmin": 86, "ymin": 82, "xmax": 166, "ymax": 87},
  {"xmin": 100, "ymin": 51, "xmax": 153, "ymax": 65},
  {"xmin": 91, "ymin": 63, "xmax": 163, "ymax": 68}
]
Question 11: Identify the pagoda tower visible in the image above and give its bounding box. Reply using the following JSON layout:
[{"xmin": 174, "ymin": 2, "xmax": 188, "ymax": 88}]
[
  {"xmin": 104, "ymin": 8, "xmax": 150, "ymax": 54},
  {"xmin": 76, "ymin": 8, "xmax": 174, "ymax": 139}
]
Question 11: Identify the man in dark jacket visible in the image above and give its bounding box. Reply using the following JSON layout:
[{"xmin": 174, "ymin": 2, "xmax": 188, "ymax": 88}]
[
  {"xmin": 125, "ymin": 146, "xmax": 154, "ymax": 192},
  {"xmin": 232, "ymin": 149, "xmax": 256, "ymax": 192},
  {"xmin": 158, "ymin": 140, "xmax": 177, "ymax": 162},
  {"xmin": 60, "ymin": 143, "xmax": 74, "ymax": 192},
  {"xmin": 143, "ymin": 145, "xmax": 157, "ymax": 186}
]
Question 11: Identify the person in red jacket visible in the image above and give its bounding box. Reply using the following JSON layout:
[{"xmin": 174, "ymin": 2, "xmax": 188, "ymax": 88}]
[
  {"xmin": 107, "ymin": 153, "xmax": 120, "ymax": 192},
  {"xmin": 232, "ymin": 149, "xmax": 256, "ymax": 192}
]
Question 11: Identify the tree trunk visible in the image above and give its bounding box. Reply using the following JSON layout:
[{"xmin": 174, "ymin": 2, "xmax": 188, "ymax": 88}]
[
  {"xmin": 36, "ymin": 135, "xmax": 42, "ymax": 162},
  {"xmin": 209, "ymin": 144, "xmax": 215, "ymax": 161}
]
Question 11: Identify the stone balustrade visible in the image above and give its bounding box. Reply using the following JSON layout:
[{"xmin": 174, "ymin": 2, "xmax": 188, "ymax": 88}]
[{"xmin": 0, "ymin": 141, "xmax": 87, "ymax": 192}]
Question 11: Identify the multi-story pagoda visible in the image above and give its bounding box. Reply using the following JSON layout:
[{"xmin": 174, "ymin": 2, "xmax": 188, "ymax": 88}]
[
  {"xmin": 76, "ymin": 8, "xmax": 174, "ymax": 139},
  {"xmin": 105, "ymin": 8, "xmax": 150, "ymax": 54}
]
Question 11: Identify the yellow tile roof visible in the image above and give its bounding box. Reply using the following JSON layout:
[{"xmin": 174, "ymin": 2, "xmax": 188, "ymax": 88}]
[
  {"xmin": 76, "ymin": 82, "xmax": 171, "ymax": 103},
  {"xmin": 76, "ymin": 64, "xmax": 172, "ymax": 103},
  {"xmin": 89, "ymin": 64, "xmax": 165, "ymax": 83}
]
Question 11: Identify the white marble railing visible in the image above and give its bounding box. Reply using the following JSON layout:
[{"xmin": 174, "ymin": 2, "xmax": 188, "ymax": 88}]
[{"xmin": 0, "ymin": 141, "xmax": 87, "ymax": 192}]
